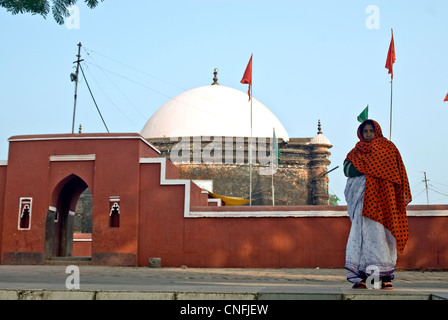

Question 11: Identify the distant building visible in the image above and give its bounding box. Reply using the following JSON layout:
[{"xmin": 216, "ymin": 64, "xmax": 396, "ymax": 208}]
[{"xmin": 142, "ymin": 70, "xmax": 333, "ymax": 205}]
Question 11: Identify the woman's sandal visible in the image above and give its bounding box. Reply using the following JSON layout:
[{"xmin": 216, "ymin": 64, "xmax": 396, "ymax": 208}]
[
  {"xmin": 352, "ymin": 282, "xmax": 367, "ymax": 289},
  {"xmin": 381, "ymin": 282, "xmax": 393, "ymax": 290}
]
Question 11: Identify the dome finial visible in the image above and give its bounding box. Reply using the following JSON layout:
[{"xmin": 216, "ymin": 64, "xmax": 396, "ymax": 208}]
[
  {"xmin": 211, "ymin": 68, "xmax": 219, "ymax": 85},
  {"xmin": 310, "ymin": 119, "xmax": 331, "ymax": 145}
]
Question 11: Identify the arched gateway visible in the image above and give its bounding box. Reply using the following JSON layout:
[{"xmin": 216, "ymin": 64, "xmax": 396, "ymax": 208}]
[
  {"xmin": 0, "ymin": 133, "xmax": 193, "ymax": 266},
  {"xmin": 45, "ymin": 175, "xmax": 89, "ymax": 260}
]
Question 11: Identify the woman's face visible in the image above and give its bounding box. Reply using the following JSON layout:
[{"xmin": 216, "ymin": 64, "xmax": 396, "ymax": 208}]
[{"xmin": 362, "ymin": 123, "xmax": 375, "ymax": 141}]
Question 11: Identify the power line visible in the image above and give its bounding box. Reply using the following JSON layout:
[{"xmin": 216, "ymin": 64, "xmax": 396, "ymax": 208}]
[
  {"xmin": 83, "ymin": 60, "xmax": 174, "ymax": 102},
  {"xmin": 412, "ymin": 188, "xmax": 428, "ymax": 200},
  {"xmin": 428, "ymin": 186, "xmax": 448, "ymax": 197},
  {"xmin": 432, "ymin": 181, "xmax": 448, "ymax": 188},
  {"xmin": 82, "ymin": 47, "xmax": 147, "ymax": 120},
  {"xmin": 82, "ymin": 60, "xmax": 232, "ymax": 121},
  {"xmin": 81, "ymin": 46, "xmax": 245, "ymax": 121},
  {"xmin": 79, "ymin": 64, "xmax": 109, "ymax": 133},
  {"xmin": 82, "ymin": 63, "xmax": 142, "ymax": 130},
  {"xmin": 82, "ymin": 46, "xmax": 188, "ymax": 92}
]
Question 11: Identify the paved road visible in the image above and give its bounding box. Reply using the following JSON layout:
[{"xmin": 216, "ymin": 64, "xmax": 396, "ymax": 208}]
[{"xmin": 0, "ymin": 265, "xmax": 447, "ymax": 300}]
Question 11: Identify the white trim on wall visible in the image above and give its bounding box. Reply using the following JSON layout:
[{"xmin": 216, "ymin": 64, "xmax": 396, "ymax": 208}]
[
  {"xmin": 8, "ymin": 135, "xmax": 160, "ymax": 154},
  {"xmin": 50, "ymin": 154, "xmax": 96, "ymax": 162},
  {"xmin": 140, "ymin": 157, "xmax": 191, "ymax": 217},
  {"xmin": 141, "ymin": 157, "xmax": 448, "ymax": 219}
]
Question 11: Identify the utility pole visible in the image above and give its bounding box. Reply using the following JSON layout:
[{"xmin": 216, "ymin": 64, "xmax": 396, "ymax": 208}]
[
  {"xmin": 71, "ymin": 42, "xmax": 83, "ymax": 134},
  {"xmin": 423, "ymin": 172, "xmax": 430, "ymax": 205}
]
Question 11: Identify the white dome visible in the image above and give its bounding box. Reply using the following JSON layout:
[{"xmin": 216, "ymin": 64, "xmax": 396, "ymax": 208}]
[
  {"xmin": 309, "ymin": 120, "xmax": 331, "ymax": 145},
  {"xmin": 140, "ymin": 85, "xmax": 289, "ymax": 141},
  {"xmin": 310, "ymin": 133, "xmax": 331, "ymax": 145}
]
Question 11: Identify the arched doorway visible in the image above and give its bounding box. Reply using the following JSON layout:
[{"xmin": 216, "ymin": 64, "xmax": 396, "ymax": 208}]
[
  {"xmin": 73, "ymin": 188, "xmax": 93, "ymax": 256},
  {"xmin": 45, "ymin": 175, "xmax": 91, "ymax": 261}
]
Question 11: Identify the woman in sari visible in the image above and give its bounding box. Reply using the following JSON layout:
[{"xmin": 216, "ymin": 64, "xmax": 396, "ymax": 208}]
[{"xmin": 343, "ymin": 119, "xmax": 412, "ymax": 289}]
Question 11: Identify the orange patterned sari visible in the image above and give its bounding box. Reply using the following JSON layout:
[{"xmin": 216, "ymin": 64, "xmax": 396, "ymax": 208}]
[{"xmin": 345, "ymin": 120, "xmax": 412, "ymax": 253}]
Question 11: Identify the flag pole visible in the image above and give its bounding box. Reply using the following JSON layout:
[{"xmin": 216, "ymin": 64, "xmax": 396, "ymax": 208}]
[
  {"xmin": 271, "ymin": 167, "xmax": 274, "ymax": 205},
  {"xmin": 240, "ymin": 53, "xmax": 253, "ymax": 205},
  {"xmin": 385, "ymin": 28, "xmax": 395, "ymax": 141},
  {"xmin": 389, "ymin": 78, "xmax": 393, "ymax": 140},
  {"xmin": 271, "ymin": 127, "xmax": 275, "ymax": 206},
  {"xmin": 249, "ymin": 85, "xmax": 253, "ymax": 206}
]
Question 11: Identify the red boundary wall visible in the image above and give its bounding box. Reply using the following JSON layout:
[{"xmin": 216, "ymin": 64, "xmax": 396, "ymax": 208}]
[
  {"xmin": 137, "ymin": 204, "xmax": 448, "ymax": 270},
  {"xmin": 0, "ymin": 134, "xmax": 447, "ymax": 270}
]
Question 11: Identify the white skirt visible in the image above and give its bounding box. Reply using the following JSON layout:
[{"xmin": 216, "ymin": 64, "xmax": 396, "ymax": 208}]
[{"xmin": 344, "ymin": 175, "xmax": 397, "ymax": 283}]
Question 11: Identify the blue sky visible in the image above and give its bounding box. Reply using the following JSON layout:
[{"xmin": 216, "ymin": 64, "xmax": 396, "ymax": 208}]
[{"xmin": 1, "ymin": 0, "xmax": 447, "ymax": 205}]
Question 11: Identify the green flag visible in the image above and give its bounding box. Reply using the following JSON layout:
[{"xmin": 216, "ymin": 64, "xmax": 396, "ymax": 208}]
[
  {"xmin": 357, "ymin": 105, "xmax": 369, "ymax": 123},
  {"xmin": 273, "ymin": 128, "xmax": 280, "ymax": 165}
]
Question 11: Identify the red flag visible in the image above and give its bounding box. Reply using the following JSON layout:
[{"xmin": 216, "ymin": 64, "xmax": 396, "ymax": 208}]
[
  {"xmin": 444, "ymin": 93, "xmax": 448, "ymax": 102},
  {"xmin": 241, "ymin": 54, "xmax": 252, "ymax": 100},
  {"xmin": 385, "ymin": 29, "xmax": 395, "ymax": 79}
]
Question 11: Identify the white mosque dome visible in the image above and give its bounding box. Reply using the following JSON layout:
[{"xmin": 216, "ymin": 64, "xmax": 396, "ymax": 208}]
[{"xmin": 140, "ymin": 80, "xmax": 289, "ymax": 141}]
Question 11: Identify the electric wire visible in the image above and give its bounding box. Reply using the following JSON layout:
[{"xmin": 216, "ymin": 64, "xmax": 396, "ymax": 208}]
[
  {"xmin": 82, "ymin": 47, "xmax": 147, "ymax": 120},
  {"xmin": 428, "ymin": 186, "xmax": 448, "ymax": 197},
  {"xmin": 82, "ymin": 62, "xmax": 141, "ymax": 130},
  {"xmin": 79, "ymin": 64, "xmax": 109, "ymax": 133},
  {"xmin": 83, "ymin": 46, "xmax": 189, "ymax": 92},
  {"xmin": 81, "ymin": 46, "xmax": 251, "ymax": 122},
  {"xmin": 82, "ymin": 59, "xmax": 237, "ymax": 121},
  {"xmin": 83, "ymin": 60, "xmax": 175, "ymax": 102}
]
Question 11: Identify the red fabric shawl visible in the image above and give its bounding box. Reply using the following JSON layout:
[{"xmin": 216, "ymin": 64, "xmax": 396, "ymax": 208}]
[{"xmin": 345, "ymin": 120, "xmax": 412, "ymax": 253}]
